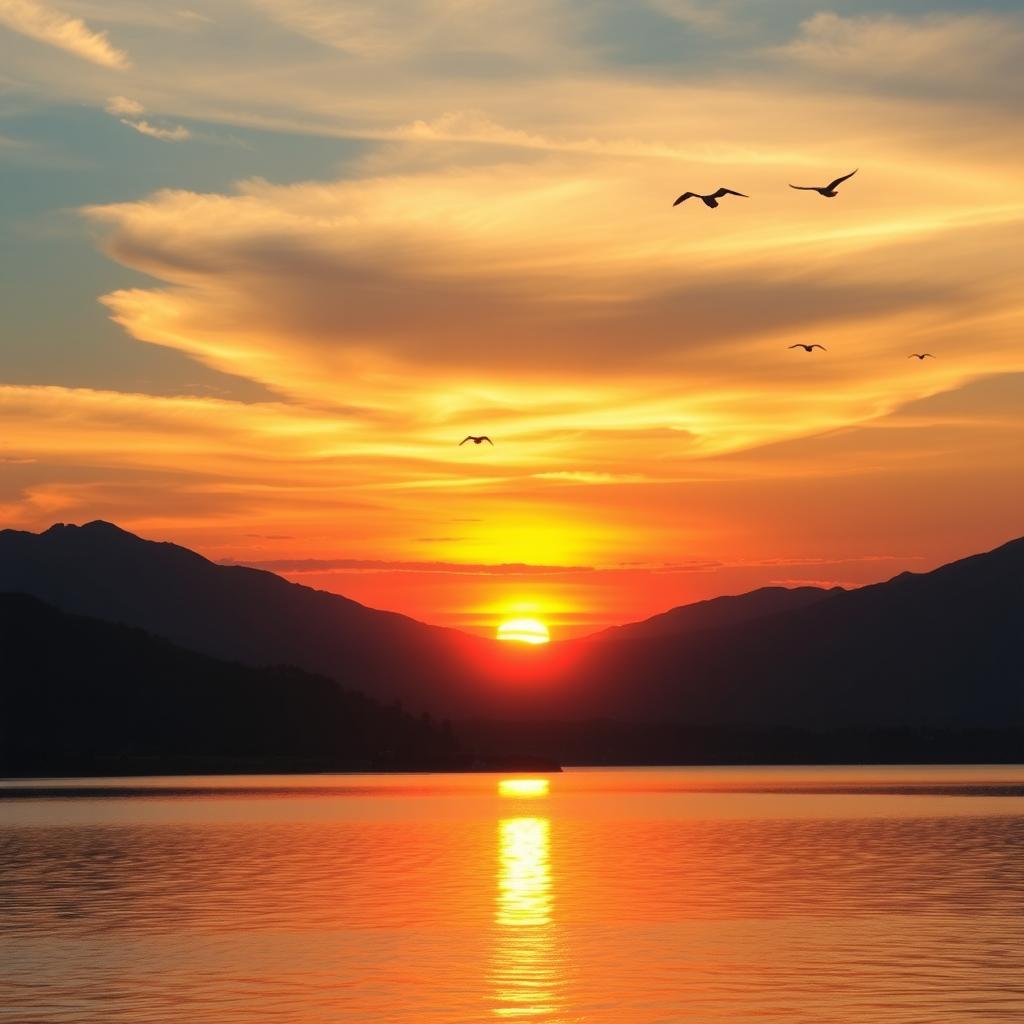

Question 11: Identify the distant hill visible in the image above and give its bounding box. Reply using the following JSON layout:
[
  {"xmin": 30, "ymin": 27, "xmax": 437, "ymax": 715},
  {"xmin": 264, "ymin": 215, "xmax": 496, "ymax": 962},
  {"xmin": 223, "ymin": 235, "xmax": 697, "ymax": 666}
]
[
  {"xmin": 592, "ymin": 585, "xmax": 840, "ymax": 641},
  {"xmin": 0, "ymin": 520, "xmax": 486, "ymax": 712},
  {"xmin": 536, "ymin": 536, "xmax": 1024, "ymax": 730},
  {"xmin": 0, "ymin": 593, "xmax": 470, "ymax": 776}
]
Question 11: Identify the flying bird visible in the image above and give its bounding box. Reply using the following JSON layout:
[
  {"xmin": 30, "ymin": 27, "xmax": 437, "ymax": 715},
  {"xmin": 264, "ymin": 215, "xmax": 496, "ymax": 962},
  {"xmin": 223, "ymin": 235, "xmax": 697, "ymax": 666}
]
[
  {"xmin": 908, "ymin": 353, "xmax": 935, "ymax": 360},
  {"xmin": 459, "ymin": 435, "xmax": 493, "ymax": 445},
  {"xmin": 673, "ymin": 187, "xmax": 747, "ymax": 209},
  {"xmin": 788, "ymin": 343, "xmax": 827, "ymax": 352},
  {"xmin": 789, "ymin": 169, "xmax": 857, "ymax": 197}
]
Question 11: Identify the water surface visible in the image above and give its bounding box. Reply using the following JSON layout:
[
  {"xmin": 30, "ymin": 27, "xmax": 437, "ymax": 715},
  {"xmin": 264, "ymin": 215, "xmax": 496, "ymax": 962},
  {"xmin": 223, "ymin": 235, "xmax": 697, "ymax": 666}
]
[{"xmin": 3, "ymin": 766, "xmax": 1024, "ymax": 1023}]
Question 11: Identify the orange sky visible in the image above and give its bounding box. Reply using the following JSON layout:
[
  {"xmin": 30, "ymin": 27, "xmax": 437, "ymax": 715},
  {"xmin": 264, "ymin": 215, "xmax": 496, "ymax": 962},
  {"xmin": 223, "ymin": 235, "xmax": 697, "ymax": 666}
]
[{"xmin": 2, "ymin": 1, "xmax": 1023, "ymax": 636}]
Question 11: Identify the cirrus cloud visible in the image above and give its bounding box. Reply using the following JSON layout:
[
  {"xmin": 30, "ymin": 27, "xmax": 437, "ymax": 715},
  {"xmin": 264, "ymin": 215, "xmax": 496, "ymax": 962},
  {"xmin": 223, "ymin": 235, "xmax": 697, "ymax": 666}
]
[
  {"xmin": 0, "ymin": 0, "xmax": 129, "ymax": 68},
  {"xmin": 104, "ymin": 95, "xmax": 190, "ymax": 141}
]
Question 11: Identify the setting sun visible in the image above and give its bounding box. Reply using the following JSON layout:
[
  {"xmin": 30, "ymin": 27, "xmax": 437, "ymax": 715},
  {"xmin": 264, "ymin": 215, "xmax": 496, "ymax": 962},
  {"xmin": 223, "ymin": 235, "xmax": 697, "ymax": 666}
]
[{"xmin": 497, "ymin": 618, "xmax": 551, "ymax": 645}]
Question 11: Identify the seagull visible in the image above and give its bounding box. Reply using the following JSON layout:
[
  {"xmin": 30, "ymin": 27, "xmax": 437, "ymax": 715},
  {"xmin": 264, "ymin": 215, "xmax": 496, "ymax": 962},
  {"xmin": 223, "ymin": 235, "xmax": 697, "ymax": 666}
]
[
  {"xmin": 788, "ymin": 343, "xmax": 827, "ymax": 352},
  {"xmin": 459, "ymin": 435, "xmax": 493, "ymax": 445},
  {"xmin": 789, "ymin": 169, "xmax": 857, "ymax": 198},
  {"xmin": 908, "ymin": 353, "xmax": 935, "ymax": 360},
  {"xmin": 673, "ymin": 187, "xmax": 747, "ymax": 209}
]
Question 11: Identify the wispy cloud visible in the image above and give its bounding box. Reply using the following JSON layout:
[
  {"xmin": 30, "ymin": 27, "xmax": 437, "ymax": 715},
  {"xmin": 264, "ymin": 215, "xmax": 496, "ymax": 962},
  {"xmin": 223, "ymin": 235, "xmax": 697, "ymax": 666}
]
[
  {"xmin": 105, "ymin": 95, "xmax": 190, "ymax": 141},
  {"xmin": 532, "ymin": 471, "xmax": 651, "ymax": 485},
  {"xmin": 646, "ymin": 1, "xmax": 734, "ymax": 30},
  {"xmin": 253, "ymin": 0, "xmax": 574, "ymax": 61},
  {"xmin": 123, "ymin": 119, "xmax": 190, "ymax": 141},
  {"xmin": 223, "ymin": 557, "xmax": 594, "ymax": 575},
  {"xmin": 0, "ymin": 0, "xmax": 129, "ymax": 68},
  {"xmin": 779, "ymin": 11, "xmax": 1023, "ymax": 83},
  {"xmin": 104, "ymin": 94, "xmax": 142, "ymax": 116}
]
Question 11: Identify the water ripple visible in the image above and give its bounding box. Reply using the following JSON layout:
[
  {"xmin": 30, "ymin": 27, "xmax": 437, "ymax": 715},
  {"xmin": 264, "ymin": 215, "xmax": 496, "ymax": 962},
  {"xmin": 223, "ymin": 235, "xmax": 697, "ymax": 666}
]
[{"xmin": 2, "ymin": 767, "xmax": 1023, "ymax": 1023}]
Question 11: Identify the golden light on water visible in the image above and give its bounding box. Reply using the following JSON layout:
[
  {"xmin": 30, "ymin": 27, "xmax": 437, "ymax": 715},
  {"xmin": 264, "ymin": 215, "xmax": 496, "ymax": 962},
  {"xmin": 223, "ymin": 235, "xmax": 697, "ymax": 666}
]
[
  {"xmin": 496, "ymin": 618, "xmax": 551, "ymax": 645},
  {"xmin": 493, "ymin": 815, "xmax": 558, "ymax": 1018},
  {"xmin": 498, "ymin": 778, "xmax": 550, "ymax": 799},
  {"xmin": 496, "ymin": 818, "xmax": 552, "ymax": 928}
]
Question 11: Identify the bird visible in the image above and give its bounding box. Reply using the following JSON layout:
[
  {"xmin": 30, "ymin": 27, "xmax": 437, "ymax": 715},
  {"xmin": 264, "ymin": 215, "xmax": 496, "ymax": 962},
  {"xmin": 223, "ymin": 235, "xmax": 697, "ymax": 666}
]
[
  {"xmin": 789, "ymin": 169, "xmax": 857, "ymax": 197},
  {"xmin": 908, "ymin": 353, "xmax": 935, "ymax": 360},
  {"xmin": 673, "ymin": 187, "xmax": 747, "ymax": 209},
  {"xmin": 459, "ymin": 435, "xmax": 493, "ymax": 445},
  {"xmin": 788, "ymin": 343, "xmax": 827, "ymax": 352}
]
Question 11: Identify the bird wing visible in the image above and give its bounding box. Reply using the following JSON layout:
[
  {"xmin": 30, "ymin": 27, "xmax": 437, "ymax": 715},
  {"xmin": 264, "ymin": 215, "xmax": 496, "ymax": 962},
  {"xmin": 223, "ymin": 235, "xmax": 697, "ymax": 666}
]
[
  {"xmin": 922, "ymin": 353, "xmax": 935, "ymax": 358},
  {"xmin": 713, "ymin": 188, "xmax": 747, "ymax": 198},
  {"xmin": 787, "ymin": 344, "xmax": 803, "ymax": 349},
  {"xmin": 811, "ymin": 344, "xmax": 827, "ymax": 351},
  {"xmin": 483, "ymin": 436, "xmax": 494, "ymax": 444},
  {"xmin": 789, "ymin": 184, "xmax": 818, "ymax": 190},
  {"xmin": 459, "ymin": 436, "xmax": 472, "ymax": 445},
  {"xmin": 673, "ymin": 192, "xmax": 697, "ymax": 206},
  {"xmin": 827, "ymin": 169, "xmax": 857, "ymax": 190}
]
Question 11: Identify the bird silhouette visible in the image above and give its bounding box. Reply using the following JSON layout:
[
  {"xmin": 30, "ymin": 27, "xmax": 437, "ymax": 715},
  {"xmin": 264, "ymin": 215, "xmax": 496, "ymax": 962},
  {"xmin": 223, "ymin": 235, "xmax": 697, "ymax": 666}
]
[
  {"xmin": 908, "ymin": 353, "xmax": 935, "ymax": 360},
  {"xmin": 673, "ymin": 187, "xmax": 747, "ymax": 209},
  {"xmin": 789, "ymin": 169, "xmax": 857, "ymax": 197},
  {"xmin": 459, "ymin": 435, "xmax": 493, "ymax": 445},
  {"xmin": 788, "ymin": 343, "xmax": 827, "ymax": 352}
]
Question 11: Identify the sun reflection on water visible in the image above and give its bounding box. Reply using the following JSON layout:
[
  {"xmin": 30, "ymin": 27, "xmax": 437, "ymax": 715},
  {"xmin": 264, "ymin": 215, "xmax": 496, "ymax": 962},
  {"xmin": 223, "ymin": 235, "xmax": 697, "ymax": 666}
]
[
  {"xmin": 497, "ymin": 817, "xmax": 552, "ymax": 928},
  {"xmin": 498, "ymin": 778, "xmax": 550, "ymax": 799},
  {"xmin": 492, "ymin": 804, "xmax": 561, "ymax": 1020}
]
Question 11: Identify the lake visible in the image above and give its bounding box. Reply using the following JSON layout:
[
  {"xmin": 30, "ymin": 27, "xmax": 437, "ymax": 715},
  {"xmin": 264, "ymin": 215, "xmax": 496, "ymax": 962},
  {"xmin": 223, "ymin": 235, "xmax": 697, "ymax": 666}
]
[{"xmin": 2, "ymin": 766, "xmax": 1024, "ymax": 1023}]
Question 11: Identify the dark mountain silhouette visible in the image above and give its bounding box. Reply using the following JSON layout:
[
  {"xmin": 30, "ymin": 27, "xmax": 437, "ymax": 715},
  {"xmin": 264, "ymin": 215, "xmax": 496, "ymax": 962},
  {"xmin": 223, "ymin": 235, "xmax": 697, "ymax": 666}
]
[
  {"xmin": 0, "ymin": 593, "xmax": 469, "ymax": 776},
  {"xmin": 0, "ymin": 520, "xmax": 487, "ymax": 712},
  {"xmin": 522, "ymin": 536, "xmax": 1024, "ymax": 731},
  {"xmin": 1, "ymin": 522, "xmax": 1023, "ymax": 760},
  {"xmin": 464, "ymin": 538, "xmax": 1024, "ymax": 762},
  {"xmin": 593, "ymin": 585, "xmax": 840, "ymax": 641}
]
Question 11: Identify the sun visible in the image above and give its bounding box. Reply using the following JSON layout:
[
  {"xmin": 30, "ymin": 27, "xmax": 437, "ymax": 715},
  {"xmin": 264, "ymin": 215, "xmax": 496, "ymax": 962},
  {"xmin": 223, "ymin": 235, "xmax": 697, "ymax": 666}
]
[{"xmin": 496, "ymin": 617, "xmax": 551, "ymax": 645}]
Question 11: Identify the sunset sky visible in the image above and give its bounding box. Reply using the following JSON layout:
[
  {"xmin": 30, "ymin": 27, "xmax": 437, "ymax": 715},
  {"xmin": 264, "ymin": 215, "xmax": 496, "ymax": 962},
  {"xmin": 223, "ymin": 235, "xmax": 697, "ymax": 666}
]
[{"xmin": 2, "ymin": 0, "xmax": 1023, "ymax": 636}]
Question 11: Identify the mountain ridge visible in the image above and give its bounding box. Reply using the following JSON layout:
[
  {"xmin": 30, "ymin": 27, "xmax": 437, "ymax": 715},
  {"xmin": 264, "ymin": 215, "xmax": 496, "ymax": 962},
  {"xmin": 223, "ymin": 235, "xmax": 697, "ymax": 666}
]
[
  {"xmin": 590, "ymin": 584, "xmax": 843, "ymax": 641},
  {"xmin": 0, "ymin": 519, "xmax": 484, "ymax": 712},
  {"xmin": 2, "ymin": 521, "xmax": 1022, "ymax": 737}
]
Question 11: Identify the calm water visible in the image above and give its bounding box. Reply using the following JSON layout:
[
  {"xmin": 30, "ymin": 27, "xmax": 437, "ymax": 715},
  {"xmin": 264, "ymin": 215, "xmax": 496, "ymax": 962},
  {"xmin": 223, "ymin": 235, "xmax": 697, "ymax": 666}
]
[{"xmin": 3, "ymin": 766, "xmax": 1024, "ymax": 1024}]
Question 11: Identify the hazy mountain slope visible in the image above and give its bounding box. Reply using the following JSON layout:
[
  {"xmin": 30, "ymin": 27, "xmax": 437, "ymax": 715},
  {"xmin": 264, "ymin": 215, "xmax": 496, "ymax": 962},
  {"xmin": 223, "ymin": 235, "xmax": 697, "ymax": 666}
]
[
  {"xmin": 544, "ymin": 536, "xmax": 1024, "ymax": 728},
  {"xmin": 592, "ymin": 586, "xmax": 840, "ymax": 641},
  {"xmin": 0, "ymin": 521, "xmax": 485, "ymax": 710}
]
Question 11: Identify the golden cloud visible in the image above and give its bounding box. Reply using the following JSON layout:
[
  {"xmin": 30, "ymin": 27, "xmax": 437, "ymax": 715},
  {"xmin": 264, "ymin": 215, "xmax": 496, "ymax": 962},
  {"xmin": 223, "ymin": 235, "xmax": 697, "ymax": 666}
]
[
  {"xmin": 104, "ymin": 95, "xmax": 190, "ymax": 141},
  {"xmin": 0, "ymin": 0, "xmax": 129, "ymax": 68},
  {"xmin": 80, "ymin": 145, "xmax": 1024, "ymax": 470}
]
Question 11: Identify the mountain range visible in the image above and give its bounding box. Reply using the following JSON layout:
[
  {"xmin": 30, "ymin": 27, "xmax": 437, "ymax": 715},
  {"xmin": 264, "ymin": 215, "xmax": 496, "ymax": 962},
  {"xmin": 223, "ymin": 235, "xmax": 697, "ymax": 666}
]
[
  {"xmin": 2, "ymin": 520, "xmax": 1022, "ymax": 764},
  {"xmin": 564, "ymin": 539, "xmax": 1023, "ymax": 728},
  {"xmin": 0, "ymin": 520, "xmax": 485, "ymax": 711}
]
